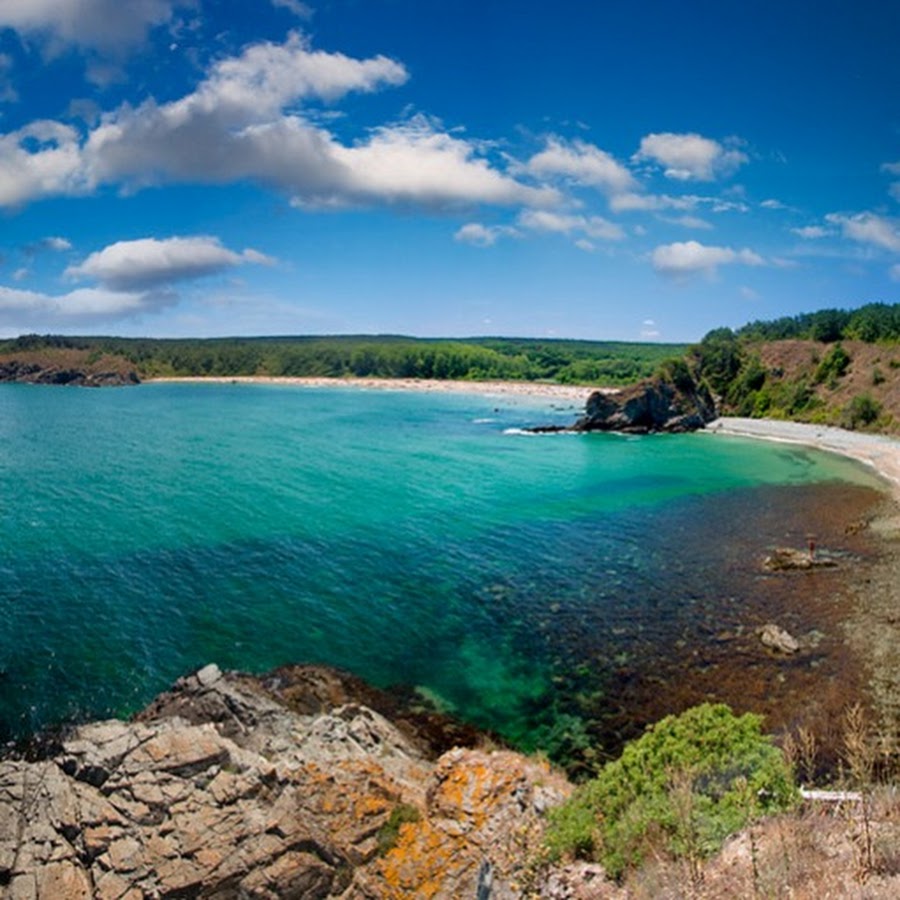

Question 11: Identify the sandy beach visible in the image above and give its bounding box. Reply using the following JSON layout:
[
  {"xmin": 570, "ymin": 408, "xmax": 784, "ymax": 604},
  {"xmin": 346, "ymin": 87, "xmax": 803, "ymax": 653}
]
[
  {"xmin": 147, "ymin": 375, "xmax": 599, "ymax": 402},
  {"xmin": 705, "ymin": 417, "xmax": 900, "ymax": 501}
]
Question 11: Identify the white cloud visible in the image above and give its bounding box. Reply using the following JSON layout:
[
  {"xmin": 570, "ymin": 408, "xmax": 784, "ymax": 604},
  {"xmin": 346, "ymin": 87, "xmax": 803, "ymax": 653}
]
[
  {"xmin": 454, "ymin": 223, "xmax": 520, "ymax": 247},
  {"xmin": 0, "ymin": 120, "xmax": 84, "ymax": 206},
  {"xmin": 891, "ymin": 264, "xmax": 900, "ymax": 281},
  {"xmin": 881, "ymin": 161, "xmax": 900, "ymax": 176},
  {"xmin": 271, "ymin": 0, "xmax": 313, "ymax": 18},
  {"xmin": 662, "ymin": 214, "xmax": 712, "ymax": 230},
  {"xmin": 889, "ymin": 182, "xmax": 900, "ymax": 203},
  {"xmin": 826, "ymin": 212, "xmax": 900, "ymax": 254},
  {"xmin": 75, "ymin": 36, "xmax": 555, "ymax": 211},
  {"xmin": 574, "ymin": 239, "xmax": 595, "ymax": 252},
  {"xmin": 525, "ymin": 137, "xmax": 636, "ymax": 194},
  {"xmin": 640, "ymin": 318, "xmax": 660, "ymax": 339},
  {"xmin": 651, "ymin": 240, "xmax": 764, "ymax": 278},
  {"xmin": 328, "ymin": 118, "xmax": 558, "ymax": 209},
  {"xmin": 609, "ymin": 192, "xmax": 695, "ymax": 213},
  {"xmin": 0, "ymin": 0, "xmax": 183, "ymax": 53},
  {"xmin": 0, "ymin": 283, "xmax": 175, "ymax": 327},
  {"xmin": 634, "ymin": 132, "xmax": 748, "ymax": 181},
  {"xmin": 66, "ymin": 236, "xmax": 273, "ymax": 291},
  {"xmin": 740, "ymin": 285, "xmax": 760, "ymax": 301},
  {"xmin": 761, "ymin": 198, "xmax": 787, "ymax": 210},
  {"xmin": 517, "ymin": 209, "xmax": 624, "ymax": 241},
  {"xmin": 23, "ymin": 235, "xmax": 73, "ymax": 255},
  {"xmin": 791, "ymin": 225, "xmax": 829, "ymax": 239}
]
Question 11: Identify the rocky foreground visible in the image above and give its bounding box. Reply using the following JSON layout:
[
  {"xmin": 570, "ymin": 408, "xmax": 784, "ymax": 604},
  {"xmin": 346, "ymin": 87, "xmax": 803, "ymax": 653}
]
[{"xmin": 0, "ymin": 664, "xmax": 575, "ymax": 899}]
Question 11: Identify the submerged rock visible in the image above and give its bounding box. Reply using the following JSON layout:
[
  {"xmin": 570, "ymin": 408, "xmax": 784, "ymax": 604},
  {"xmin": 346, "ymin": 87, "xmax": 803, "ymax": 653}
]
[
  {"xmin": 759, "ymin": 623, "xmax": 801, "ymax": 654},
  {"xmin": 0, "ymin": 664, "xmax": 573, "ymax": 898},
  {"xmin": 763, "ymin": 547, "xmax": 839, "ymax": 571}
]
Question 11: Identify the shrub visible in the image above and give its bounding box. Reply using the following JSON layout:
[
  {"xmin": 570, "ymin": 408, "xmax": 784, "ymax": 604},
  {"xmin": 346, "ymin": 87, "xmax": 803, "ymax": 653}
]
[
  {"xmin": 813, "ymin": 342, "xmax": 851, "ymax": 385},
  {"xmin": 544, "ymin": 703, "xmax": 797, "ymax": 879},
  {"xmin": 842, "ymin": 394, "xmax": 882, "ymax": 430}
]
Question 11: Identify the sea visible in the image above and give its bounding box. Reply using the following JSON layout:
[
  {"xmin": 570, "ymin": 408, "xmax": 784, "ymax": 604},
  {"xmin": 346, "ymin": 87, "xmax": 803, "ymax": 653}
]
[{"xmin": 0, "ymin": 382, "xmax": 886, "ymax": 764}]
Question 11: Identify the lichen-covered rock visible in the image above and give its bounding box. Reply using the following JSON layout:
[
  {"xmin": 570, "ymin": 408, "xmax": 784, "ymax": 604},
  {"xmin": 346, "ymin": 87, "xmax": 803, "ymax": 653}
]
[{"xmin": 0, "ymin": 665, "xmax": 576, "ymax": 898}]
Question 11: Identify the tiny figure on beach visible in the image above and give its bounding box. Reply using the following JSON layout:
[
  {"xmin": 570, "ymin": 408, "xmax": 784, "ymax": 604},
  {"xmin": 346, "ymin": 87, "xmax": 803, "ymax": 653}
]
[{"xmin": 807, "ymin": 535, "xmax": 816, "ymax": 561}]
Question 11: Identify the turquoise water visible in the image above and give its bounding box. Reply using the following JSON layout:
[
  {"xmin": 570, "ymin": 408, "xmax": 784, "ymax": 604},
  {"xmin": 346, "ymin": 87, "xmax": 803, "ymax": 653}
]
[{"xmin": 0, "ymin": 383, "xmax": 882, "ymax": 750}]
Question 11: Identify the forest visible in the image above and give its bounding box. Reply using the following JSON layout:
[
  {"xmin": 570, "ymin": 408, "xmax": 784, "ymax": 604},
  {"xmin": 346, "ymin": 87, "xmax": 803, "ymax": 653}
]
[{"xmin": 0, "ymin": 333, "xmax": 687, "ymax": 386}]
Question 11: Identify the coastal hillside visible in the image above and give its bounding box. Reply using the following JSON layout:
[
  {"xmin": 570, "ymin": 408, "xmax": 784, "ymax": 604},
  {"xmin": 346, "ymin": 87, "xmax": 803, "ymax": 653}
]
[{"xmin": 690, "ymin": 303, "xmax": 900, "ymax": 434}]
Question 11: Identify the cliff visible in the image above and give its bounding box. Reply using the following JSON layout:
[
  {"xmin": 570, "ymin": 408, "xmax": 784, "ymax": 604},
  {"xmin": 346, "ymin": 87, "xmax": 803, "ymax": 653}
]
[{"xmin": 0, "ymin": 664, "xmax": 572, "ymax": 899}]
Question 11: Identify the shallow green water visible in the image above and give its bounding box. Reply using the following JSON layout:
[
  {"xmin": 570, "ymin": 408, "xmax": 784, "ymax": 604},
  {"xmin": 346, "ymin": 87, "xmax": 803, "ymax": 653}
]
[{"xmin": 0, "ymin": 383, "xmax": 882, "ymax": 748}]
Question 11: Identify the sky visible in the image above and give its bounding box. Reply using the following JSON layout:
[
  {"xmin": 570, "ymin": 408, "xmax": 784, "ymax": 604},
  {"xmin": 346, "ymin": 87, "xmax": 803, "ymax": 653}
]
[{"xmin": 0, "ymin": 0, "xmax": 898, "ymax": 343}]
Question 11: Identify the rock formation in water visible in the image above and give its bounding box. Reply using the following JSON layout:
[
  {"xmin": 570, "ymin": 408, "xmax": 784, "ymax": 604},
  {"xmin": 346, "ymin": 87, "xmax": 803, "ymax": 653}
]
[
  {"xmin": 0, "ymin": 664, "xmax": 572, "ymax": 899},
  {"xmin": 569, "ymin": 367, "xmax": 717, "ymax": 434}
]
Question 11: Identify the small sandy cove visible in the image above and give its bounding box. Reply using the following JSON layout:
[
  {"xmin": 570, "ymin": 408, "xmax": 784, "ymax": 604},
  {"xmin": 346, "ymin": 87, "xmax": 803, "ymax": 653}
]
[{"xmin": 705, "ymin": 417, "xmax": 900, "ymax": 500}]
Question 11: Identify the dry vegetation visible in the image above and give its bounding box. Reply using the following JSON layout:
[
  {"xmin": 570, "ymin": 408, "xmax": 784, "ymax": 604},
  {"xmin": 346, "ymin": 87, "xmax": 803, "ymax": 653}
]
[{"xmin": 756, "ymin": 340, "xmax": 900, "ymax": 432}]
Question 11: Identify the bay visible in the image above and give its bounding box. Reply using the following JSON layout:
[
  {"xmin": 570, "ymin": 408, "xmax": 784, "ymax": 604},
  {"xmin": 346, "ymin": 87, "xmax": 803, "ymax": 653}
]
[{"xmin": 0, "ymin": 383, "xmax": 883, "ymax": 758}]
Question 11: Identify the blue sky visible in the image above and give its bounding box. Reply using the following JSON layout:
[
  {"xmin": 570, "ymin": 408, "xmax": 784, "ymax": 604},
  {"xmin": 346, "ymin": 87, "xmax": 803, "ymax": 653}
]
[{"xmin": 0, "ymin": 0, "xmax": 897, "ymax": 342}]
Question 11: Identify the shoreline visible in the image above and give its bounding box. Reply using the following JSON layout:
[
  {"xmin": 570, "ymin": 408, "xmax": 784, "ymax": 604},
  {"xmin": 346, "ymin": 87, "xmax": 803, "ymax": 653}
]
[
  {"xmin": 704, "ymin": 416, "xmax": 900, "ymax": 502},
  {"xmin": 144, "ymin": 375, "xmax": 599, "ymax": 403}
]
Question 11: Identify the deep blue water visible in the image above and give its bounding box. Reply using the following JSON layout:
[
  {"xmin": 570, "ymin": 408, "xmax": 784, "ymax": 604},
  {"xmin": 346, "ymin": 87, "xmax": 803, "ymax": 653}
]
[{"xmin": 0, "ymin": 383, "xmax": 883, "ymax": 752}]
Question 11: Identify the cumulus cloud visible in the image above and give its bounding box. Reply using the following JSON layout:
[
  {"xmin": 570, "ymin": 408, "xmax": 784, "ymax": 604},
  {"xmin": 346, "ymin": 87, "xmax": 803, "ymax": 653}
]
[
  {"xmin": 23, "ymin": 235, "xmax": 73, "ymax": 255},
  {"xmin": 0, "ymin": 120, "xmax": 84, "ymax": 206},
  {"xmin": 67, "ymin": 35, "xmax": 554, "ymax": 211},
  {"xmin": 634, "ymin": 132, "xmax": 748, "ymax": 181},
  {"xmin": 327, "ymin": 118, "xmax": 558, "ymax": 209},
  {"xmin": 651, "ymin": 240, "xmax": 764, "ymax": 278},
  {"xmin": 524, "ymin": 137, "xmax": 636, "ymax": 194},
  {"xmin": 826, "ymin": 212, "xmax": 900, "ymax": 254},
  {"xmin": 66, "ymin": 236, "xmax": 273, "ymax": 291},
  {"xmin": 0, "ymin": 283, "xmax": 176, "ymax": 328},
  {"xmin": 0, "ymin": 0, "xmax": 184, "ymax": 53},
  {"xmin": 517, "ymin": 209, "xmax": 624, "ymax": 241},
  {"xmin": 454, "ymin": 223, "xmax": 520, "ymax": 247}
]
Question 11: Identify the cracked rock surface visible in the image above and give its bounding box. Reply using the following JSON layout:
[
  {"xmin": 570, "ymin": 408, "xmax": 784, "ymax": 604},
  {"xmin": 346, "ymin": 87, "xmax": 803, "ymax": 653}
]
[{"xmin": 0, "ymin": 664, "xmax": 571, "ymax": 898}]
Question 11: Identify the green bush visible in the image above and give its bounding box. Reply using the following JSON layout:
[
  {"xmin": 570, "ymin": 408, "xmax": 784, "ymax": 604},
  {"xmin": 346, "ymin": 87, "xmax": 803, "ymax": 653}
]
[
  {"xmin": 544, "ymin": 703, "xmax": 797, "ymax": 879},
  {"xmin": 813, "ymin": 342, "xmax": 851, "ymax": 385},
  {"xmin": 842, "ymin": 394, "xmax": 882, "ymax": 430}
]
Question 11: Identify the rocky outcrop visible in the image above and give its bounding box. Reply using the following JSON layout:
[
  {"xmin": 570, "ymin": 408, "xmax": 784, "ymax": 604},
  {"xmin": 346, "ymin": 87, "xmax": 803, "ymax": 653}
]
[
  {"xmin": 572, "ymin": 376, "xmax": 717, "ymax": 434},
  {"xmin": 0, "ymin": 361, "xmax": 139, "ymax": 387},
  {"xmin": 0, "ymin": 664, "xmax": 573, "ymax": 899}
]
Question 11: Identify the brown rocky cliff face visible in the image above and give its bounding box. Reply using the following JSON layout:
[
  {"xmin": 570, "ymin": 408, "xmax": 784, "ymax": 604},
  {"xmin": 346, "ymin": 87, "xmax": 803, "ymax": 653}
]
[{"xmin": 0, "ymin": 665, "xmax": 571, "ymax": 899}]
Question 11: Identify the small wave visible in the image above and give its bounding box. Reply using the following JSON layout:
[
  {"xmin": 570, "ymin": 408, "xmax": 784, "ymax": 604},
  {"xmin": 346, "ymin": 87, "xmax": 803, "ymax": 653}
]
[{"xmin": 472, "ymin": 417, "xmax": 498, "ymax": 424}]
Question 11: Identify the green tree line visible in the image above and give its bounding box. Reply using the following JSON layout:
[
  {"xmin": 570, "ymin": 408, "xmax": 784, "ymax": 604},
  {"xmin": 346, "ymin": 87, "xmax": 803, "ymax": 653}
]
[
  {"xmin": 736, "ymin": 302, "xmax": 900, "ymax": 343},
  {"xmin": 0, "ymin": 334, "xmax": 687, "ymax": 386}
]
